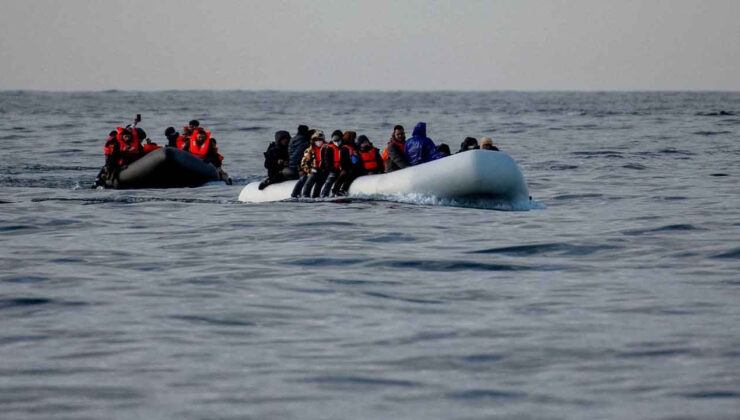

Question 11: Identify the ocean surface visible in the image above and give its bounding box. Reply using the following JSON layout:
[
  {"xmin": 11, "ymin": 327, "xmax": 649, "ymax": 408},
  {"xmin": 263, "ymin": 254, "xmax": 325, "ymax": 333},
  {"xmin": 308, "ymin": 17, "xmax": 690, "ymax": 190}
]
[{"xmin": 1, "ymin": 91, "xmax": 739, "ymax": 419}]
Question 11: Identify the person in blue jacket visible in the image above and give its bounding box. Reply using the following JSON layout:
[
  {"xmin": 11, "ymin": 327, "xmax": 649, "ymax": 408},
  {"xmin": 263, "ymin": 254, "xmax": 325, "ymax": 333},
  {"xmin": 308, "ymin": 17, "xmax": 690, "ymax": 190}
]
[{"xmin": 404, "ymin": 122, "xmax": 445, "ymax": 166}]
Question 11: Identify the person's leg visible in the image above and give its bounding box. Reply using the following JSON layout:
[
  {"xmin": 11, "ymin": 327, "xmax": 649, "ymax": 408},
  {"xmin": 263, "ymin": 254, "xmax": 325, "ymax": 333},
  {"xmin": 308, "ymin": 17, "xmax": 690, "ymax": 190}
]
[
  {"xmin": 302, "ymin": 174, "xmax": 316, "ymax": 197},
  {"xmin": 291, "ymin": 174, "xmax": 307, "ymax": 198},
  {"xmin": 312, "ymin": 172, "xmax": 326, "ymax": 198},
  {"xmin": 320, "ymin": 172, "xmax": 337, "ymax": 198}
]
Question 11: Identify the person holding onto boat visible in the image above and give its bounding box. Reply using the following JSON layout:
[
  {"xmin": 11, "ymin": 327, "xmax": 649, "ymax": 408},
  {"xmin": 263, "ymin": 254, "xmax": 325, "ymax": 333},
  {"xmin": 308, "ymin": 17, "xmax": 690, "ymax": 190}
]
[
  {"xmin": 479, "ymin": 137, "xmax": 499, "ymax": 151},
  {"xmin": 404, "ymin": 122, "xmax": 444, "ymax": 166},
  {"xmin": 298, "ymin": 130, "xmax": 327, "ymax": 197},
  {"xmin": 383, "ymin": 125, "xmax": 409, "ymax": 173},
  {"xmin": 185, "ymin": 128, "xmax": 231, "ymax": 184},
  {"xmin": 457, "ymin": 137, "xmax": 479, "ymax": 153},
  {"xmin": 284, "ymin": 125, "xmax": 310, "ymax": 180},
  {"xmin": 258, "ymin": 130, "xmax": 291, "ymax": 190},
  {"xmin": 332, "ymin": 131, "xmax": 358, "ymax": 196}
]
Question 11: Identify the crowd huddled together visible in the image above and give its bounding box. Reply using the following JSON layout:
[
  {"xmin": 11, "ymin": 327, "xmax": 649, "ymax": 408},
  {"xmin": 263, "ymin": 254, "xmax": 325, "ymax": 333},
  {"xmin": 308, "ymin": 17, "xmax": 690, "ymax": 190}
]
[
  {"xmin": 95, "ymin": 117, "xmax": 231, "ymax": 187},
  {"xmin": 259, "ymin": 121, "xmax": 499, "ymax": 198}
]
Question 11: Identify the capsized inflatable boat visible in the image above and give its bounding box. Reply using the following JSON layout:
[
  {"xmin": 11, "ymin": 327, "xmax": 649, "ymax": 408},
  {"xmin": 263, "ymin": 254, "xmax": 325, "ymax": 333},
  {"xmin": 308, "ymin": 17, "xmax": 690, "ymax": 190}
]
[
  {"xmin": 105, "ymin": 147, "xmax": 222, "ymax": 189},
  {"xmin": 238, "ymin": 150, "xmax": 531, "ymax": 209}
]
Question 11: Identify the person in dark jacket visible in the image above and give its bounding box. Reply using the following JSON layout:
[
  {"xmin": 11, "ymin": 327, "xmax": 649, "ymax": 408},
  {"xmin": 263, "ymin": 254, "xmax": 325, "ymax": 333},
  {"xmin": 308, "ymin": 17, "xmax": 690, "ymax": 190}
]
[
  {"xmin": 285, "ymin": 124, "xmax": 310, "ymax": 179},
  {"xmin": 258, "ymin": 130, "xmax": 291, "ymax": 190},
  {"xmin": 319, "ymin": 130, "xmax": 344, "ymax": 197},
  {"xmin": 164, "ymin": 127, "xmax": 180, "ymax": 148},
  {"xmin": 457, "ymin": 137, "xmax": 479, "ymax": 153},
  {"xmin": 332, "ymin": 131, "xmax": 357, "ymax": 196},
  {"xmin": 437, "ymin": 143, "xmax": 451, "ymax": 157},
  {"xmin": 383, "ymin": 125, "xmax": 408, "ymax": 173},
  {"xmin": 404, "ymin": 122, "xmax": 444, "ymax": 166}
]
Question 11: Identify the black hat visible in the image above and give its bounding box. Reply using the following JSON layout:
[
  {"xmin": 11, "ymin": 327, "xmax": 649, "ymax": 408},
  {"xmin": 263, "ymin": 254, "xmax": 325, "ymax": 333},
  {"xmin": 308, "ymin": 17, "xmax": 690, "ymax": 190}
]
[{"xmin": 164, "ymin": 127, "xmax": 176, "ymax": 137}]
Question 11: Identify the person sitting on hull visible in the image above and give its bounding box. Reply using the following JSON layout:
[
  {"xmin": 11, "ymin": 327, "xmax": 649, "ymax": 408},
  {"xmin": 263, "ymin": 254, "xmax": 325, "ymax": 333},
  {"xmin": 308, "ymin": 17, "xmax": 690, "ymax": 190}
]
[
  {"xmin": 297, "ymin": 130, "xmax": 327, "ymax": 198},
  {"xmin": 185, "ymin": 128, "xmax": 232, "ymax": 184},
  {"xmin": 332, "ymin": 131, "xmax": 358, "ymax": 196},
  {"xmin": 479, "ymin": 136, "xmax": 499, "ymax": 151},
  {"xmin": 319, "ymin": 130, "xmax": 344, "ymax": 197},
  {"xmin": 258, "ymin": 130, "xmax": 291, "ymax": 190},
  {"xmin": 285, "ymin": 124, "xmax": 310, "ymax": 180},
  {"xmin": 457, "ymin": 137, "xmax": 479, "ymax": 153},
  {"xmin": 404, "ymin": 122, "xmax": 444, "ymax": 166},
  {"xmin": 383, "ymin": 125, "xmax": 409, "ymax": 173}
]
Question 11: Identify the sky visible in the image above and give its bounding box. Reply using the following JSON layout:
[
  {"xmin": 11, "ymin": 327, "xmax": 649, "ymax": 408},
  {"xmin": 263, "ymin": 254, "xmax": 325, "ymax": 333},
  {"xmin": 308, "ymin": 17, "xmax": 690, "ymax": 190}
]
[{"xmin": 1, "ymin": 0, "xmax": 739, "ymax": 91}]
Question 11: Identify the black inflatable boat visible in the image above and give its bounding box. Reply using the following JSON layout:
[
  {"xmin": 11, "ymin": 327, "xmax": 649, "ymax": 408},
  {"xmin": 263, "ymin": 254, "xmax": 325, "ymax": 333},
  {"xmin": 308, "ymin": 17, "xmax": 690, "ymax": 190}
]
[{"xmin": 104, "ymin": 147, "xmax": 223, "ymax": 189}]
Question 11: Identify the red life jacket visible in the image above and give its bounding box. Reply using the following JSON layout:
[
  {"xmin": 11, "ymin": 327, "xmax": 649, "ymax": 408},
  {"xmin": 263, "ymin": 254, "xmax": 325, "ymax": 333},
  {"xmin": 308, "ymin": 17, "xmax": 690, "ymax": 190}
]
[
  {"xmin": 115, "ymin": 127, "xmax": 142, "ymax": 164},
  {"xmin": 103, "ymin": 136, "xmax": 117, "ymax": 155},
  {"xmin": 382, "ymin": 139, "xmax": 405, "ymax": 162},
  {"xmin": 143, "ymin": 143, "xmax": 162, "ymax": 153},
  {"xmin": 312, "ymin": 145, "xmax": 322, "ymax": 168},
  {"xmin": 327, "ymin": 143, "xmax": 341, "ymax": 169},
  {"xmin": 189, "ymin": 131, "xmax": 212, "ymax": 159},
  {"xmin": 359, "ymin": 148, "xmax": 379, "ymax": 171},
  {"xmin": 176, "ymin": 135, "xmax": 187, "ymax": 149}
]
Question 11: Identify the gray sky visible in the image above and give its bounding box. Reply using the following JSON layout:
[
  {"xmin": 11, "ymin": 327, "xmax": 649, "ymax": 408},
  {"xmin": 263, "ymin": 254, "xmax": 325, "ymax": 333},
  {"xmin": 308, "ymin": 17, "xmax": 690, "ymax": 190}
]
[{"xmin": 1, "ymin": 0, "xmax": 739, "ymax": 91}]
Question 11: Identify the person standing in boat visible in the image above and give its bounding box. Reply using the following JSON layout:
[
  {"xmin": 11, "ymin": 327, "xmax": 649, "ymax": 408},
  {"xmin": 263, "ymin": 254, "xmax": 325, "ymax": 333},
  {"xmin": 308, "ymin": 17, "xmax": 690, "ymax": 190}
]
[
  {"xmin": 404, "ymin": 122, "xmax": 445, "ymax": 166},
  {"xmin": 185, "ymin": 128, "xmax": 231, "ymax": 184},
  {"xmin": 258, "ymin": 130, "xmax": 291, "ymax": 190},
  {"xmin": 285, "ymin": 124, "xmax": 310, "ymax": 180},
  {"xmin": 383, "ymin": 125, "xmax": 409, "ymax": 172},
  {"xmin": 479, "ymin": 137, "xmax": 499, "ymax": 151}
]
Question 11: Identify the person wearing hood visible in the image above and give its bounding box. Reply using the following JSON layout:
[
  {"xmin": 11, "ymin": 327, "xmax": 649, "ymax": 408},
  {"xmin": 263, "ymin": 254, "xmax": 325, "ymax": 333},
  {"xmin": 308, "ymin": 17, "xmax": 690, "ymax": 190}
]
[
  {"xmin": 479, "ymin": 136, "xmax": 500, "ymax": 151},
  {"xmin": 285, "ymin": 124, "xmax": 310, "ymax": 179},
  {"xmin": 356, "ymin": 135, "xmax": 384, "ymax": 176},
  {"xmin": 457, "ymin": 137, "xmax": 479, "ymax": 153},
  {"xmin": 383, "ymin": 125, "xmax": 408, "ymax": 172},
  {"xmin": 298, "ymin": 130, "xmax": 327, "ymax": 197},
  {"xmin": 404, "ymin": 122, "xmax": 445, "ymax": 166},
  {"xmin": 319, "ymin": 129, "xmax": 344, "ymax": 197},
  {"xmin": 332, "ymin": 131, "xmax": 358, "ymax": 196},
  {"xmin": 258, "ymin": 130, "xmax": 291, "ymax": 190}
]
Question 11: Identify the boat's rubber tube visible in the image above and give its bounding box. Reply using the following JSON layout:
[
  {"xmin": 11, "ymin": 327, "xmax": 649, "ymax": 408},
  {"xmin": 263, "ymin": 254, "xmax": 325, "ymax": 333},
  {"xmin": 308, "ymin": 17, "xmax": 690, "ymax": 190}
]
[
  {"xmin": 239, "ymin": 150, "xmax": 530, "ymax": 206},
  {"xmin": 109, "ymin": 147, "xmax": 220, "ymax": 189}
]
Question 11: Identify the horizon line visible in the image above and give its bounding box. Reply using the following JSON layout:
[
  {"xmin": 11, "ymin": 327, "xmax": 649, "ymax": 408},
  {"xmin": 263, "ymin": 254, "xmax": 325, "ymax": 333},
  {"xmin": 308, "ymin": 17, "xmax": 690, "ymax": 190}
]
[{"xmin": 1, "ymin": 88, "xmax": 739, "ymax": 94}]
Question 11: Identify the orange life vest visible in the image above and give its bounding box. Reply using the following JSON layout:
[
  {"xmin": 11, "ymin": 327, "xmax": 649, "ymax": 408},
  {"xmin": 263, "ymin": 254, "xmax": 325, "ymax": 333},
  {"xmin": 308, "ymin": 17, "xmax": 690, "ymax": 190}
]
[
  {"xmin": 176, "ymin": 135, "xmax": 187, "ymax": 149},
  {"xmin": 327, "ymin": 143, "xmax": 341, "ymax": 169},
  {"xmin": 189, "ymin": 131, "xmax": 212, "ymax": 159},
  {"xmin": 382, "ymin": 139, "xmax": 405, "ymax": 161},
  {"xmin": 103, "ymin": 136, "xmax": 117, "ymax": 155},
  {"xmin": 359, "ymin": 148, "xmax": 379, "ymax": 171},
  {"xmin": 115, "ymin": 127, "xmax": 142, "ymax": 164},
  {"xmin": 312, "ymin": 145, "xmax": 322, "ymax": 168}
]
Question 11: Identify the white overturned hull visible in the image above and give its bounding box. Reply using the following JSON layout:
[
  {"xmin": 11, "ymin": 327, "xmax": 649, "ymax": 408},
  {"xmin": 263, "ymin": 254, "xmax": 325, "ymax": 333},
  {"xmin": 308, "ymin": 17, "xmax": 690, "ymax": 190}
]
[{"xmin": 239, "ymin": 150, "xmax": 530, "ymax": 208}]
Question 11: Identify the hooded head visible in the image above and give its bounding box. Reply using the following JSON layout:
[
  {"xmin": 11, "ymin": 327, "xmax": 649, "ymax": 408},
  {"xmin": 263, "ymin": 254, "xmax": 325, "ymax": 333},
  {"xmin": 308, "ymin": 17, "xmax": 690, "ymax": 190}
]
[
  {"xmin": 460, "ymin": 137, "xmax": 479, "ymax": 151},
  {"xmin": 297, "ymin": 125, "xmax": 309, "ymax": 136},
  {"xmin": 311, "ymin": 130, "xmax": 325, "ymax": 147},
  {"xmin": 437, "ymin": 143, "xmax": 451, "ymax": 156},
  {"xmin": 412, "ymin": 122, "xmax": 426, "ymax": 138},
  {"xmin": 275, "ymin": 130, "xmax": 290, "ymax": 146},
  {"xmin": 342, "ymin": 131, "xmax": 357, "ymax": 145},
  {"xmin": 357, "ymin": 135, "xmax": 371, "ymax": 151},
  {"xmin": 189, "ymin": 120, "xmax": 200, "ymax": 128}
]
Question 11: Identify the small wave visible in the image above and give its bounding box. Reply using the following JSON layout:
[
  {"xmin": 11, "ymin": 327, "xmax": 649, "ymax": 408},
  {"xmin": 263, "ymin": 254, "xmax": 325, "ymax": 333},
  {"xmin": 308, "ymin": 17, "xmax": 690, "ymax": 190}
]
[
  {"xmin": 695, "ymin": 111, "xmax": 736, "ymax": 116},
  {"xmin": 446, "ymin": 389, "xmax": 526, "ymax": 401},
  {"xmin": 710, "ymin": 173, "xmax": 729, "ymax": 177},
  {"xmin": 553, "ymin": 193, "xmax": 603, "ymax": 201},
  {"xmin": 351, "ymin": 193, "xmax": 538, "ymax": 211},
  {"xmin": 470, "ymin": 243, "xmax": 619, "ymax": 256},
  {"xmin": 679, "ymin": 391, "xmax": 740, "ymax": 399},
  {"xmin": 713, "ymin": 247, "xmax": 740, "ymax": 259},
  {"xmin": 657, "ymin": 148, "xmax": 694, "ymax": 156},
  {"xmin": 376, "ymin": 259, "xmax": 567, "ymax": 272},
  {"xmin": 299, "ymin": 375, "xmax": 421, "ymax": 389},
  {"xmin": 693, "ymin": 130, "xmax": 732, "ymax": 136},
  {"xmin": 622, "ymin": 163, "xmax": 647, "ymax": 170},
  {"xmin": 622, "ymin": 224, "xmax": 705, "ymax": 236},
  {"xmin": 236, "ymin": 126, "xmax": 267, "ymax": 131}
]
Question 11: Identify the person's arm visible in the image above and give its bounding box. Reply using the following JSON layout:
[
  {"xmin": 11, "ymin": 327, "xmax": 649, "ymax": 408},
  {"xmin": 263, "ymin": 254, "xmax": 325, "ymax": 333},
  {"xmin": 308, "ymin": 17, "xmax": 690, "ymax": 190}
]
[{"xmin": 207, "ymin": 140, "xmax": 222, "ymax": 167}]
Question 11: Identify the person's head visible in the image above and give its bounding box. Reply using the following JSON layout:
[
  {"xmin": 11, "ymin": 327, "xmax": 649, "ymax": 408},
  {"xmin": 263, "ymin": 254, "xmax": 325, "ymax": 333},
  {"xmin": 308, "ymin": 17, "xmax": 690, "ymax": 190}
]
[
  {"xmin": 461, "ymin": 137, "xmax": 479, "ymax": 151},
  {"xmin": 122, "ymin": 131, "xmax": 133, "ymax": 142},
  {"xmin": 479, "ymin": 137, "xmax": 495, "ymax": 150},
  {"xmin": 311, "ymin": 130, "xmax": 325, "ymax": 147},
  {"xmin": 331, "ymin": 130, "xmax": 343, "ymax": 145},
  {"xmin": 392, "ymin": 125, "xmax": 405, "ymax": 142},
  {"xmin": 183, "ymin": 126, "xmax": 193, "ymax": 136},
  {"xmin": 275, "ymin": 130, "xmax": 290, "ymax": 147},
  {"xmin": 437, "ymin": 143, "xmax": 451, "ymax": 157},
  {"xmin": 297, "ymin": 125, "xmax": 309, "ymax": 136},
  {"xmin": 164, "ymin": 127, "xmax": 177, "ymax": 138},
  {"xmin": 343, "ymin": 131, "xmax": 357, "ymax": 146},
  {"xmin": 188, "ymin": 120, "xmax": 200, "ymax": 129},
  {"xmin": 357, "ymin": 135, "xmax": 371, "ymax": 151},
  {"xmin": 108, "ymin": 130, "xmax": 118, "ymax": 139},
  {"xmin": 196, "ymin": 129, "xmax": 207, "ymax": 142}
]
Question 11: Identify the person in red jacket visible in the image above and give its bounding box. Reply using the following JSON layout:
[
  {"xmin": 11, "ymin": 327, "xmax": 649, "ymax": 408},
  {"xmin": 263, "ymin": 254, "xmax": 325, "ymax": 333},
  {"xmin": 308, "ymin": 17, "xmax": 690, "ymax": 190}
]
[
  {"xmin": 356, "ymin": 135, "xmax": 384, "ymax": 176},
  {"xmin": 184, "ymin": 128, "xmax": 231, "ymax": 184}
]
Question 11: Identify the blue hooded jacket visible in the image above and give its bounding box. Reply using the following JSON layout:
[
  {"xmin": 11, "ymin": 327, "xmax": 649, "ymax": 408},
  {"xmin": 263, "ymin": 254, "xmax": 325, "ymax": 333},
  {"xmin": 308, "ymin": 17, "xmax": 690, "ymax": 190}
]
[{"xmin": 404, "ymin": 122, "xmax": 444, "ymax": 166}]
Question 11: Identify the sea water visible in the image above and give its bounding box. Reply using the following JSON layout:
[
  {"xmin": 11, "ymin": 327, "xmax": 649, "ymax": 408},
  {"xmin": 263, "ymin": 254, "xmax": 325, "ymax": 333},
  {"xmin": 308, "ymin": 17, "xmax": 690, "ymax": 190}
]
[{"xmin": 1, "ymin": 91, "xmax": 739, "ymax": 419}]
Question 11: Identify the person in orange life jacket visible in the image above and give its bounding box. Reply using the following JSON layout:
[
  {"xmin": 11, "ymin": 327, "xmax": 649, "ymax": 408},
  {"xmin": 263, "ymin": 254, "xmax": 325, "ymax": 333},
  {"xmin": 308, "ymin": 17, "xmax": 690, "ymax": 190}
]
[
  {"xmin": 187, "ymin": 128, "xmax": 232, "ymax": 184},
  {"xmin": 319, "ymin": 130, "xmax": 344, "ymax": 198},
  {"xmin": 479, "ymin": 136, "xmax": 499, "ymax": 151},
  {"xmin": 298, "ymin": 130, "xmax": 327, "ymax": 198},
  {"xmin": 356, "ymin": 135, "xmax": 384, "ymax": 175},
  {"xmin": 332, "ymin": 131, "xmax": 358, "ymax": 196},
  {"xmin": 93, "ymin": 130, "xmax": 122, "ymax": 187},
  {"xmin": 383, "ymin": 125, "xmax": 409, "ymax": 173},
  {"xmin": 258, "ymin": 130, "xmax": 291, "ymax": 190}
]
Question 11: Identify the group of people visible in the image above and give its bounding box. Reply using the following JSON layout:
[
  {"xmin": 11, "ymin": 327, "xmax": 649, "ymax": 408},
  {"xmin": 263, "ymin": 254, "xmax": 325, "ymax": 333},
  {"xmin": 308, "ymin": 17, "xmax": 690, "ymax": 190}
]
[
  {"xmin": 95, "ymin": 117, "xmax": 231, "ymax": 187},
  {"xmin": 259, "ymin": 121, "xmax": 499, "ymax": 198}
]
